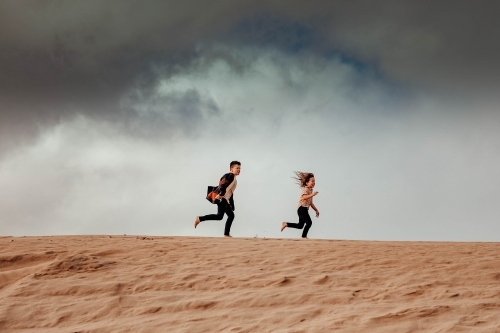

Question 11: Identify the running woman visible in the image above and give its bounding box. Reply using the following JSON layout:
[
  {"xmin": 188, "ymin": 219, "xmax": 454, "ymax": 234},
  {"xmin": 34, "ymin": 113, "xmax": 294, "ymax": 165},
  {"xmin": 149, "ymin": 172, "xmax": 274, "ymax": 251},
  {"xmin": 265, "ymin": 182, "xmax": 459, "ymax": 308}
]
[
  {"xmin": 194, "ymin": 161, "xmax": 241, "ymax": 237},
  {"xmin": 281, "ymin": 172, "xmax": 319, "ymax": 238}
]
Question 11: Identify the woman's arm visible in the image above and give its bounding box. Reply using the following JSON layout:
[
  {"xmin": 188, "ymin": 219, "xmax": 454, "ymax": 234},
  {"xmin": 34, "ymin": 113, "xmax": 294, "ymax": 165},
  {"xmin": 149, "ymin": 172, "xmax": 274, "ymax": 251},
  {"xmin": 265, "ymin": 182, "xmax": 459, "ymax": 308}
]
[
  {"xmin": 301, "ymin": 191, "xmax": 318, "ymax": 201},
  {"xmin": 311, "ymin": 202, "xmax": 320, "ymax": 217}
]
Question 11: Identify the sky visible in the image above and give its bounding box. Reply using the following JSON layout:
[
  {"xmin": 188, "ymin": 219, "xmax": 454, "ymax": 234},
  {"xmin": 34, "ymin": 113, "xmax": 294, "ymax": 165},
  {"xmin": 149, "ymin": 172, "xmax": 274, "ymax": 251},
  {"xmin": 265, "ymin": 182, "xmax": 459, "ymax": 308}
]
[{"xmin": 1, "ymin": 0, "xmax": 500, "ymax": 241}]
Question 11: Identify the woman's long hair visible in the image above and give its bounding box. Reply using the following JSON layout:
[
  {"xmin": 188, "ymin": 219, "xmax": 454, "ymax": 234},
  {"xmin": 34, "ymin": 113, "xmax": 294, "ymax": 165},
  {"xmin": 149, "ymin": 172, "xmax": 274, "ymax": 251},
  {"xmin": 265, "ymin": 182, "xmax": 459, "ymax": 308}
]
[{"xmin": 293, "ymin": 171, "xmax": 314, "ymax": 187}]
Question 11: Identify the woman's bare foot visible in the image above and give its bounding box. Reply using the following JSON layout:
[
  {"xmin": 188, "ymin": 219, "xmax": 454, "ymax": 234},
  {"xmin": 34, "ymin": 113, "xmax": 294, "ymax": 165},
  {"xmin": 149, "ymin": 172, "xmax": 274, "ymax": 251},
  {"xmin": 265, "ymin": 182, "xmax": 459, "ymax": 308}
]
[
  {"xmin": 194, "ymin": 216, "xmax": 200, "ymax": 228},
  {"xmin": 281, "ymin": 222, "xmax": 287, "ymax": 232}
]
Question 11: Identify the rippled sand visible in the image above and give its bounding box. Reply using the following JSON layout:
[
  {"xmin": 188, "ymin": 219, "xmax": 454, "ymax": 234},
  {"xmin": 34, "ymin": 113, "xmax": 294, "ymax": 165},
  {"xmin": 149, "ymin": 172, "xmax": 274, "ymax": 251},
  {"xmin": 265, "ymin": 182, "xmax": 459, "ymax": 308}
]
[{"xmin": 1, "ymin": 236, "xmax": 500, "ymax": 332}]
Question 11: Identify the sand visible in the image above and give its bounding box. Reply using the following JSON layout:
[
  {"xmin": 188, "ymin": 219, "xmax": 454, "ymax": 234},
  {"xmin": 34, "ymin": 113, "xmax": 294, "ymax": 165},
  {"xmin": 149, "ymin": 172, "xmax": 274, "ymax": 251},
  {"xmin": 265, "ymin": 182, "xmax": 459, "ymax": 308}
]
[{"xmin": 1, "ymin": 235, "xmax": 500, "ymax": 333}]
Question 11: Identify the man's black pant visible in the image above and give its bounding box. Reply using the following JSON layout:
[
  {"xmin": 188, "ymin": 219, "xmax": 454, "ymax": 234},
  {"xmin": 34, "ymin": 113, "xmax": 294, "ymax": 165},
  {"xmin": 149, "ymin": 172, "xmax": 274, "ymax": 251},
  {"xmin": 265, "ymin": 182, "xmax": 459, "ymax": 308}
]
[
  {"xmin": 199, "ymin": 199, "xmax": 234, "ymax": 236},
  {"xmin": 286, "ymin": 206, "xmax": 312, "ymax": 238}
]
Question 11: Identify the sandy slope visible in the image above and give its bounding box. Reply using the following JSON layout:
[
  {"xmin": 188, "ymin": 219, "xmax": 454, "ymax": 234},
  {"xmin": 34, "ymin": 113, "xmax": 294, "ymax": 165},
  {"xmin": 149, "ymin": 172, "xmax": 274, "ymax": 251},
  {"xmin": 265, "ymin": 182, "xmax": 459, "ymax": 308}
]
[{"xmin": 1, "ymin": 235, "xmax": 499, "ymax": 333}]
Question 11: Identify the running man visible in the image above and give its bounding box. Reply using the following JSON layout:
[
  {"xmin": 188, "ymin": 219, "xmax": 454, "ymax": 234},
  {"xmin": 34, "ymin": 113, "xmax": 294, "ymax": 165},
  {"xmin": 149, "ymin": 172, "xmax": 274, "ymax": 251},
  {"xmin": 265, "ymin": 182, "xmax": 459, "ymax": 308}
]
[{"xmin": 194, "ymin": 161, "xmax": 241, "ymax": 237}]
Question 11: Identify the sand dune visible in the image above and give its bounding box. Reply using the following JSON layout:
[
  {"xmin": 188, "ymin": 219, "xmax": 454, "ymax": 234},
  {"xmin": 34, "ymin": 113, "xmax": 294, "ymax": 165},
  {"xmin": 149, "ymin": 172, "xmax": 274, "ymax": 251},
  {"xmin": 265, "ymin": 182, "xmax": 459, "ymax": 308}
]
[{"xmin": 1, "ymin": 236, "xmax": 500, "ymax": 332}]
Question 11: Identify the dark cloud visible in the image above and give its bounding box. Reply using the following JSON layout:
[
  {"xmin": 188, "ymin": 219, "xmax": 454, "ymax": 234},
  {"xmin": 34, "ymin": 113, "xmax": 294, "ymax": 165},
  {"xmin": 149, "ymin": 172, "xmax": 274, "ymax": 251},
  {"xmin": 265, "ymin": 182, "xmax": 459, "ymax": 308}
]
[
  {"xmin": 121, "ymin": 89, "xmax": 220, "ymax": 139},
  {"xmin": 1, "ymin": 0, "xmax": 499, "ymax": 240},
  {"xmin": 1, "ymin": 0, "xmax": 499, "ymax": 152},
  {"xmin": 0, "ymin": 0, "xmax": 239, "ymax": 151}
]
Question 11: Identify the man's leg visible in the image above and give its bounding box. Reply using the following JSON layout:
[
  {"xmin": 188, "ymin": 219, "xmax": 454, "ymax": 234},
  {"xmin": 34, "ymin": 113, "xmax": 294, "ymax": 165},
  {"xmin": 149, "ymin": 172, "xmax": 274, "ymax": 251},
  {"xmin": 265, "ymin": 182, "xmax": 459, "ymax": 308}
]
[
  {"xmin": 223, "ymin": 203, "xmax": 234, "ymax": 236},
  {"xmin": 199, "ymin": 200, "xmax": 226, "ymax": 222}
]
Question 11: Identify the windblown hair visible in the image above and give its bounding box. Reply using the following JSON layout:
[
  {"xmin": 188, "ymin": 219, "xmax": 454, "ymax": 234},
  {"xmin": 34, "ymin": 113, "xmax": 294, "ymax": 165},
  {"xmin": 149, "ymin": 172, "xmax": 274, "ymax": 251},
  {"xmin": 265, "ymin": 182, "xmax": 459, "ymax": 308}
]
[{"xmin": 293, "ymin": 171, "xmax": 314, "ymax": 187}]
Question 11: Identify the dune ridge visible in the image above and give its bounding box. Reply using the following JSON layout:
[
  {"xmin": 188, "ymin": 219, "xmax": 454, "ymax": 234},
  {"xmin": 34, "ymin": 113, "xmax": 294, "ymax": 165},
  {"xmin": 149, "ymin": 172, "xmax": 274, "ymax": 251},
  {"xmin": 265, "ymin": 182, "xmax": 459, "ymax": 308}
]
[{"xmin": 1, "ymin": 235, "xmax": 499, "ymax": 332}]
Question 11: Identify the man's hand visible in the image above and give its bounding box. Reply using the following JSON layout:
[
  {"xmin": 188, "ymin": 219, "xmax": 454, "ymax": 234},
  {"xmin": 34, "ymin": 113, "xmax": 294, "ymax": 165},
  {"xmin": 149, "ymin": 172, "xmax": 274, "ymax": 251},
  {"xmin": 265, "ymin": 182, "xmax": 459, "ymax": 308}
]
[{"xmin": 315, "ymin": 210, "xmax": 320, "ymax": 218}]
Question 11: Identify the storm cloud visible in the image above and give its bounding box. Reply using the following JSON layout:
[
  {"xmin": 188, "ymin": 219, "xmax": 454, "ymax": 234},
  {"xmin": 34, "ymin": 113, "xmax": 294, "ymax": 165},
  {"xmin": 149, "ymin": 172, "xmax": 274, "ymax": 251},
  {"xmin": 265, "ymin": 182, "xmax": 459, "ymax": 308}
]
[
  {"xmin": 2, "ymin": 1, "xmax": 500, "ymax": 146},
  {"xmin": 1, "ymin": 1, "xmax": 499, "ymax": 240}
]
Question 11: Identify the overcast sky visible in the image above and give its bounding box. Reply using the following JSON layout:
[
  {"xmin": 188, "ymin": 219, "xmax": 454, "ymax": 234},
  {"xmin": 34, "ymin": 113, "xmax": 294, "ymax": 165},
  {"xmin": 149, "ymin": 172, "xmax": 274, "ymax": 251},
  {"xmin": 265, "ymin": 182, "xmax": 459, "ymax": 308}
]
[{"xmin": 1, "ymin": 1, "xmax": 500, "ymax": 241}]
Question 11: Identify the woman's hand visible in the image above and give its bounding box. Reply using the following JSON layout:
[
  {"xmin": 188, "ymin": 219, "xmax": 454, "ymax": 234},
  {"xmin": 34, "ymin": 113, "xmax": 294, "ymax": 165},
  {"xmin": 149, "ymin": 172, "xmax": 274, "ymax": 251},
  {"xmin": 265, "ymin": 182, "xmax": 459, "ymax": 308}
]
[{"xmin": 312, "ymin": 191, "xmax": 319, "ymax": 196}]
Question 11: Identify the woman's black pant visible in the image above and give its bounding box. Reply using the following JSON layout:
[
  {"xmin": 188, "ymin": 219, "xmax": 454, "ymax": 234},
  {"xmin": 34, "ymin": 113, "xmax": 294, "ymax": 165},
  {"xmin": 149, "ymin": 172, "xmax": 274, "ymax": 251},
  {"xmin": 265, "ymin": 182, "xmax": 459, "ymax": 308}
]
[
  {"xmin": 286, "ymin": 206, "xmax": 312, "ymax": 238},
  {"xmin": 199, "ymin": 199, "xmax": 234, "ymax": 236}
]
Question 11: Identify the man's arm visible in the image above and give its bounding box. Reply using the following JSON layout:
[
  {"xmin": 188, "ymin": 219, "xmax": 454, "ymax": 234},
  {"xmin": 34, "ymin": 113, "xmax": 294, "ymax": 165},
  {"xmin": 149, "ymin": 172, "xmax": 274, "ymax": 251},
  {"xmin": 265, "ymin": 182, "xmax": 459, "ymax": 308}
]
[
  {"xmin": 218, "ymin": 173, "xmax": 235, "ymax": 196},
  {"xmin": 229, "ymin": 194, "xmax": 235, "ymax": 211}
]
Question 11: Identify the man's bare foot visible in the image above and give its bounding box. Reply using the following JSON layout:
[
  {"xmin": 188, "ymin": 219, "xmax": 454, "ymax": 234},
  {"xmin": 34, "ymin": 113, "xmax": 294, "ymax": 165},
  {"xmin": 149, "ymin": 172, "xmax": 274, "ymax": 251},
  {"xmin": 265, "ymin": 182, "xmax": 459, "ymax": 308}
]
[
  {"xmin": 281, "ymin": 222, "xmax": 287, "ymax": 232},
  {"xmin": 194, "ymin": 216, "xmax": 200, "ymax": 228},
  {"xmin": 224, "ymin": 235, "xmax": 233, "ymax": 238}
]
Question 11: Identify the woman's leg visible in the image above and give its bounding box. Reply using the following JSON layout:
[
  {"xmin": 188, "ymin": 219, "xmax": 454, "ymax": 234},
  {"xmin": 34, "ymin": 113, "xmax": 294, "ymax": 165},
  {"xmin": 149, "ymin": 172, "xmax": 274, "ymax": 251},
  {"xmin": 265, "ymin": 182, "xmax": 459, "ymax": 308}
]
[
  {"xmin": 299, "ymin": 209, "xmax": 313, "ymax": 238},
  {"xmin": 285, "ymin": 207, "xmax": 307, "ymax": 229}
]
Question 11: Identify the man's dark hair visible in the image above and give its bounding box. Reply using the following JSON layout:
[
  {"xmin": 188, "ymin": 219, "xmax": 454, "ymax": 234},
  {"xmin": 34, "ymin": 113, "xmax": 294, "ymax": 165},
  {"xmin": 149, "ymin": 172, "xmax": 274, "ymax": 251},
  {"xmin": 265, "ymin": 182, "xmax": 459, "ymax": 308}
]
[{"xmin": 230, "ymin": 161, "xmax": 241, "ymax": 168}]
